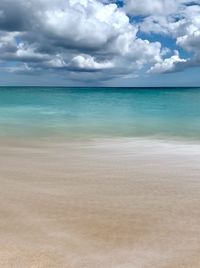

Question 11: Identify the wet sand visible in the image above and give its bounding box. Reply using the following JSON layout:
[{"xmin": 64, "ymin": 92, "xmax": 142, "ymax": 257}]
[{"xmin": 0, "ymin": 138, "xmax": 200, "ymax": 268}]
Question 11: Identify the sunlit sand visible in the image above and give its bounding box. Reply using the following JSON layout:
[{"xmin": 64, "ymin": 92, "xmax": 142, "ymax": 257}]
[{"xmin": 0, "ymin": 138, "xmax": 200, "ymax": 267}]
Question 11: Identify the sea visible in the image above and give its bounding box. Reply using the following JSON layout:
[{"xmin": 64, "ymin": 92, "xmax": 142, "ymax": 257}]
[{"xmin": 0, "ymin": 87, "xmax": 200, "ymax": 141}]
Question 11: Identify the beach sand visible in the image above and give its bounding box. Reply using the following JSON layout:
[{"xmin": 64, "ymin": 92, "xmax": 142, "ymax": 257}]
[{"xmin": 0, "ymin": 138, "xmax": 200, "ymax": 268}]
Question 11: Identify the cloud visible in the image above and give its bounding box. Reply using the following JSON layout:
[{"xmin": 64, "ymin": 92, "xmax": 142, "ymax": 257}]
[
  {"xmin": 124, "ymin": 0, "xmax": 200, "ymax": 73},
  {"xmin": 0, "ymin": 0, "xmax": 200, "ymax": 83},
  {"xmin": 124, "ymin": 0, "xmax": 179, "ymax": 16},
  {"xmin": 0, "ymin": 0, "xmax": 32, "ymax": 31},
  {"xmin": 70, "ymin": 54, "xmax": 114, "ymax": 71},
  {"xmin": 149, "ymin": 51, "xmax": 187, "ymax": 73},
  {"xmin": 0, "ymin": 0, "xmax": 164, "ymax": 81}
]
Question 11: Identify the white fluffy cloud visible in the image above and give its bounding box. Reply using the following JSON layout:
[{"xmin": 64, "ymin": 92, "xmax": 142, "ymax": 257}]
[
  {"xmin": 125, "ymin": 0, "xmax": 176, "ymax": 16},
  {"xmin": 124, "ymin": 0, "xmax": 200, "ymax": 73},
  {"xmin": 71, "ymin": 55, "xmax": 114, "ymax": 71},
  {"xmin": 149, "ymin": 51, "xmax": 187, "ymax": 73},
  {"xmin": 124, "ymin": 0, "xmax": 193, "ymax": 16}
]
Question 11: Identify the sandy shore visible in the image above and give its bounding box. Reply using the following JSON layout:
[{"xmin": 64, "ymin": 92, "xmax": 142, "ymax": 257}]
[{"xmin": 0, "ymin": 138, "xmax": 200, "ymax": 268}]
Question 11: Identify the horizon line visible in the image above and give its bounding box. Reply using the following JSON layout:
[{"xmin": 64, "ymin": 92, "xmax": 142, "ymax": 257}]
[{"xmin": 0, "ymin": 86, "xmax": 200, "ymax": 88}]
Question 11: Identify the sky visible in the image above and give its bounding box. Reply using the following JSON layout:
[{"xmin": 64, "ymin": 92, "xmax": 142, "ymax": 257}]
[{"xmin": 0, "ymin": 0, "xmax": 200, "ymax": 87}]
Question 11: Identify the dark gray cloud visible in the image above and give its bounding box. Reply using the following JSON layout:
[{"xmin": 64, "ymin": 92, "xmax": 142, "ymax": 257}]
[{"xmin": 0, "ymin": 0, "xmax": 31, "ymax": 31}]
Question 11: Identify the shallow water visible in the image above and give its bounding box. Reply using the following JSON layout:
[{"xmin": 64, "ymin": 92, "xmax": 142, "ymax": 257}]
[{"xmin": 0, "ymin": 87, "xmax": 200, "ymax": 140}]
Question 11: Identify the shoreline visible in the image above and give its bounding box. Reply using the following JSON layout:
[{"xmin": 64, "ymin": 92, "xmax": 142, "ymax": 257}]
[{"xmin": 1, "ymin": 135, "xmax": 200, "ymax": 154}]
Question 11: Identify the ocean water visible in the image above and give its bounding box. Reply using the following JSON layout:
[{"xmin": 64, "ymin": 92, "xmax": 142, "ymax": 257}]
[{"xmin": 0, "ymin": 87, "xmax": 200, "ymax": 141}]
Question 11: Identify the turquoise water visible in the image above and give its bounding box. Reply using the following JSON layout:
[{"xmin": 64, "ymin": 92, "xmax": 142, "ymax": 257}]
[{"xmin": 0, "ymin": 87, "xmax": 200, "ymax": 140}]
